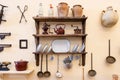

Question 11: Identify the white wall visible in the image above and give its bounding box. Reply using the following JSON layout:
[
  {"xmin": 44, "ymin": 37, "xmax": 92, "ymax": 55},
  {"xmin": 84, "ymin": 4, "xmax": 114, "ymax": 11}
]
[{"xmin": 0, "ymin": 0, "xmax": 120, "ymax": 80}]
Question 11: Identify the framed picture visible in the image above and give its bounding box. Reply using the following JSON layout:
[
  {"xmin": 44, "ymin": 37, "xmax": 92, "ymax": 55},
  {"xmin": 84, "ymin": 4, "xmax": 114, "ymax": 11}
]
[{"xmin": 19, "ymin": 39, "xmax": 28, "ymax": 49}]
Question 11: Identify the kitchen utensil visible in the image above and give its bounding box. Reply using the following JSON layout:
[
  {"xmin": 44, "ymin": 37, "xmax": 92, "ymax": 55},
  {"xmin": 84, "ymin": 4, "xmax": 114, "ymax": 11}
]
[
  {"xmin": 0, "ymin": 4, "xmax": 8, "ymax": 24},
  {"xmin": 82, "ymin": 53, "xmax": 86, "ymax": 66},
  {"xmin": 42, "ymin": 44, "xmax": 48, "ymax": 53},
  {"xmin": 14, "ymin": 60, "xmax": 28, "ymax": 71},
  {"xmin": 37, "ymin": 54, "xmax": 44, "ymax": 78},
  {"xmin": 82, "ymin": 68, "xmax": 84, "ymax": 80},
  {"xmin": 56, "ymin": 55, "xmax": 62, "ymax": 78},
  {"xmin": 42, "ymin": 22, "xmax": 50, "ymax": 34},
  {"xmin": 54, "ymin": 24, "xmax": 65, "ymax": 34},
  {"xmin": 52, "ymin": 39, "xmax": 70, "ymax": 53},
  {"xmin": 47, "ymin": 46, "xmax": 52, "ymax": 53},
  {"xmin": 79, "ymin": 43, "xmax": 85, "ymax": 53},
  {"xmin": 71, "ymin": 5, "xmax": 83, "ymax": 17},
  {"xmin": 72, "ymin": 44, "xmax": 79, "ymax": 53},
  {"xmin": 36, "ymin": 44, "xmax": 42, "ymax": 53},
  {"xmin": 63, "ymin": 56, "xmax": 72, "ymax": 69},
  {"xmin": 101, "ymin": 6, "xmax": 119, "ymax": 27},
  {"xmin": 88, "ymin": 53, "xmax": 96, "ymax": 77},
  {"xmin": 44, "ymin": 54, "xmax": 51, "ymax": 77},
  {"xmin": 78, "ymin": 54, "xmax": 82, "ymax": 66},
  {"xmin": 106, "ymin": 40, "xmax": 116, "ymax": 64},
  {"xmin": 0, "ymin": 61, "xmax": 11, "ymax": 71},
  {"xmin": 57, "ymin": 2, "xmax": 69, "ymax": 17},
  {"xmin": 17, "ymin": 5, "xmax": 28, "ymax": 23},
  {"xmin": 70, "ymin": 44, "xmax": 79, "ymax": 61}
]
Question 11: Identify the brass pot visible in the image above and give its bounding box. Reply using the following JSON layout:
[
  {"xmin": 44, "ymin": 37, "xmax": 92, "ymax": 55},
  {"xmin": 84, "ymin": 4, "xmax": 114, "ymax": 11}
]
[
  {"xmin": 72, "ymin": 5, "xmax": 83, "ymax": 17},
  {"xmin": 57, "ymin": 2, "xmax": 69, "ymax": 17}
]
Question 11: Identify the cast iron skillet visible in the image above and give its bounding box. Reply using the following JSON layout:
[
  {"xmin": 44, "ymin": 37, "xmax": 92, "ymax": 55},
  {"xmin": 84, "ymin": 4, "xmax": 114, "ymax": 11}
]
[
  {"xmin": 37, "ymin": 54, "xmax": 43, "ymax": 78},
  {"xmin": 106, "ymin": 40, "xmax": 116, "ymax": 64},
  {"xmin": 88, "ymin": 53, "xmax": 96, "ymax": 77},
  {"xmin": 44, "ymin": 54, "xmax": 51, "ymax": 77}
]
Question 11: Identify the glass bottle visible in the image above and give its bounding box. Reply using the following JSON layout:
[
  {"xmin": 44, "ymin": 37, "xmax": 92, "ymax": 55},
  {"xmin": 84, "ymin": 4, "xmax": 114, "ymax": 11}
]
[
  {"xmin": 48, "ymin": 4, "xmax": 54, "ymax": 16},
  {"xmin": 38, "ymin": 3, "xmax": 43, "ymax": 16}
]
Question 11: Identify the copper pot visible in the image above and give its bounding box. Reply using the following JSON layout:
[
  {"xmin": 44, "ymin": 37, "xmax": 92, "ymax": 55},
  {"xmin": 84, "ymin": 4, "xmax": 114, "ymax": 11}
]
[
  {"xmin": 14, "ymin": 60, "xmax": 28, "ymax": 71},
  {"xmin": 57, "ymin": 2, "xmax": 69, "ymax": 17},
  {"xmin": 72, "ymin": 5, "xmax": 83, "ymax": 17}
]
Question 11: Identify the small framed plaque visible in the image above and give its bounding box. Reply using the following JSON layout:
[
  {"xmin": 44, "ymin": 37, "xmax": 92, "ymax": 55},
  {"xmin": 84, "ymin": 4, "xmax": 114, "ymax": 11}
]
[{"xmin": 19, "ymin": 39, "xmax": 28, "ymax": 49}]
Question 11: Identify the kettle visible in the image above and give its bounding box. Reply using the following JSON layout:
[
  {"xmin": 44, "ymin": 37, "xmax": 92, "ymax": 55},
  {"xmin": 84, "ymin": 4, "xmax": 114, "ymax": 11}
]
[
  {"xmin": 54, "ymin": 24, "xmax": 65, "ymax": 34},
  {"xmin": 14, "ymin": 60, "xmax": 28, "ymax": 71},
  {"xmin": 101, "ymin": 6, "xmax": 119, "ymax": 27}
]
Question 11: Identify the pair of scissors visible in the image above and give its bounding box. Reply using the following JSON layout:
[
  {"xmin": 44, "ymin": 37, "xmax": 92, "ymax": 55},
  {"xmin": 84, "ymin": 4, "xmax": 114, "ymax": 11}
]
[{"xmin": 17, "ymin": 5, "xmax": 28, "ymax": 23}]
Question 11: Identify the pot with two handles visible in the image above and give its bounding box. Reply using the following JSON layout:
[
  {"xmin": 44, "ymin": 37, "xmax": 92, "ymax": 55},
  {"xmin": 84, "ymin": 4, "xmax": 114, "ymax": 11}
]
[
  {"xmin": 14, "ymin": 60, "xmax": 28, "ymax": 71},
  {"xmin": 71, "ymin": 5, "xmax": 83, "ymax": 17},
  {"xmin": 101, "ymin": 6, "xmax": 119, "ymax": 27},
  {"xmin": 57, "ymin": 2, "xmax": 69, "ymax": 17}
]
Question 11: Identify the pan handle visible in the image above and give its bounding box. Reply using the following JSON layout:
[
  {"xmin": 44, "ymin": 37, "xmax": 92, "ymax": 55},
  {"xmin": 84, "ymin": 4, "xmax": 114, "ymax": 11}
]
[
  {"xmin": 91, "ymin": 53, "xmax": 93, "ymax": 70},
  {"xmin": 108, "ymin": 39, "xmax": 111, "ymax": 56},
  {"xmin": 82, "ymin": 53, "xmax": 86, "ymax": 66}
]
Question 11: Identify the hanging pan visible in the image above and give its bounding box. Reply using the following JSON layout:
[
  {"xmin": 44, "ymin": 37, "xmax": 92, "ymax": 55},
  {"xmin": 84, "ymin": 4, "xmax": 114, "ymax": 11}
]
[
  {"xmin": 44, "ymin": 54, "xmax": 51, "ymax": 77},
  {"xmin": 88, "ymin": 53, "xmax": 96, "ymax": 77},
  {"xmin": 37, "ymin": 54, "xmax": 44, "ymax": 78},
  {"xmin": 106, "ymin": 39, "xmax": 116, "ymax": 64}
]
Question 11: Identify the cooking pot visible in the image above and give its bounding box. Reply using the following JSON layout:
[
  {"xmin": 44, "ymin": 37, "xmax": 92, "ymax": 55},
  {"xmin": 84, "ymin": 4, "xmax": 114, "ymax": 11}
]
[
  {"xmin": 57, "ymin": 2, "xmax": 69, "ymax": 17},
  {"xmin": 14, "ymin": 60, "xmax": 28, "ymax": 71},
  {"xmin": 71, "ymin": 5, "xmax": 83, "ymax": 17},
  {"xmin": 101, "ymin": 6, "xmax": 119, "ymax": 27}
]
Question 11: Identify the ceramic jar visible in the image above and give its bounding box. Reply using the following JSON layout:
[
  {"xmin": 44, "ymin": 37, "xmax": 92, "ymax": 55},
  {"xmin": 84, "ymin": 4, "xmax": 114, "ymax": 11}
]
[
  {"xmin": 72, "ymin": 5, "xmax": 83, "ymax": 17},
  {"xmin": 14, "ymin": 60, "xmax": 28, "ymax": 71},
  {"xmin": 101, "ymin": 6, "xmax": 119, "ymax": 27},
  {"xmin": 57, "ymin": 2, "xmax": 69, "ymax": 17}
]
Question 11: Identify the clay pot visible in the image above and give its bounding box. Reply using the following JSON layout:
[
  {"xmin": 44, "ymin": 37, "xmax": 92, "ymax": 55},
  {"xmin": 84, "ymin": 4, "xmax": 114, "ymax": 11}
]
[
  {"xmin": 14, "ymin": 60, "xmax": 28, "ymax": 71},
  {"xmin": 57, "ymin": 2, "xmax": 69, "ymax": 17},
  {"xmin": 72, "ymin": 5, "xmax": 83, "ymax": 17},
  {"xmin": 101, "ymin": 6, "xmax": 119, "ymax": 27}
]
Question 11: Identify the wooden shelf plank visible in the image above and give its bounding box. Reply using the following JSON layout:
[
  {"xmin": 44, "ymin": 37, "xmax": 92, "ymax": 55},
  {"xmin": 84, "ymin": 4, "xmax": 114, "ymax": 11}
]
[
  {"xmin": 0, "ymin": 69, "xmax": 34, "ymax": 74},
  {"xmin": 33, "ymin": 16, "xmax": 87, "ymax": 22},
  {"xmin": 33, "ymin": 52, "xmax": 87, "ymax": 54},
  {"xmin": 33, "ymin": 34, "xmax": 87, "ymax": 37}
]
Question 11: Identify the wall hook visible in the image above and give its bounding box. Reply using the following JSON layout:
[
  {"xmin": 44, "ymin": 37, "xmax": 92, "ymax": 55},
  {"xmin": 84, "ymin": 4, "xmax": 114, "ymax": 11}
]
[
  {"xmin": 0, "ymin": 4, "xmax": 8, "ymax": 24},
  {"xmin": 0, "ymin": 33, "xmax": 11, "ymax": 40},
  {"xmin": 0, "ymin": 44, "xmax": 12, "ymax": 52}
]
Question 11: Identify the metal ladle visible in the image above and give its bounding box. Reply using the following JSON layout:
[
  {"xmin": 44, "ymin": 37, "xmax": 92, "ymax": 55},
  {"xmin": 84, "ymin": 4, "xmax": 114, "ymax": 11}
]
[
  {"xmin": 37, "ymin": 54, "xmax": 43, "ymax": 78},
  {"xmin": 44, "ymin": 54, "xmax": 51, "ymax": 77},
  {"xmin": 88, "ymin": 53, "xmax": 96, "ymax": 77},
  {"xmin": 106, "ymin": 39, "xmax": 116, "ymax": 64},
  {"xmin": 56, "ymin": 55, "xmax": 62, "ymax": 78}
]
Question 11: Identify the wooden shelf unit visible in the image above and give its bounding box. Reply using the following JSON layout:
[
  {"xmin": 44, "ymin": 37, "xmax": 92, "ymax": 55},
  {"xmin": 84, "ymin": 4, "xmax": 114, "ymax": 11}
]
[{"xmin": 33, "ymin": 16, "xmax": 88, "ymax": 66}]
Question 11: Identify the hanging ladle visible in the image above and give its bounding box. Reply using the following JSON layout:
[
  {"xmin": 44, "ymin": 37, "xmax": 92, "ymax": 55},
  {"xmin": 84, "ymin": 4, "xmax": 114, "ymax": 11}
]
[
  {"xmin": 106, "ymin": 39, "xmax": 116, "ymax": 64},
  {"xmin": 88, "ymin": 53, "xmax": 97, "ymax": 77},
  {"xmin": 44, "ymin": 54, "xmax": 51, "ymax": 77},
  {"xmin": 37, "ymin": 54, "xmax": 44, "ymax": 78},
  {"xmin": 56, "ymin": 55, "xmax": 62, "ymax": 78}
]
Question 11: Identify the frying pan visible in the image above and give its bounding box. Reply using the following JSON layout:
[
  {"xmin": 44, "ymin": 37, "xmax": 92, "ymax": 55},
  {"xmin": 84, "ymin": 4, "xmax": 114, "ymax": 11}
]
[
  {"xmin": 37, "ymin": 54, "xmax": 43, "ymax": 78},
  {"xmin": 88, "ymin": 53, "xmax": 96, "ymax": 77},
  {"xmin": 44, "ymin": 54, "xmax": 51, "ymax": 77},
  {"xmin": 106, "ymin": 40, "xmax": 116, "ymax": 64}
]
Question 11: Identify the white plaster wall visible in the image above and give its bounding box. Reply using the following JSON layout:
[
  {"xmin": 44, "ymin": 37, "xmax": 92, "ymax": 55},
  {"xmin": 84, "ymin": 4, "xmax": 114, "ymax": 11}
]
[{"xmin": 0, "ymin": 0, "xmax": 120, "ymax": 80}]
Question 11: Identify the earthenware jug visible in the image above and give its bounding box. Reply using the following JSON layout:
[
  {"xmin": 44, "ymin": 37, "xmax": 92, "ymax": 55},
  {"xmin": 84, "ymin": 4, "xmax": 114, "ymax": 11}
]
[
  {"xmin": 101, "ymin": 6, "xmax": 119, "ymax": 27},
  {"xmin": 57, "ymin": 2, "xmax": 69, "ymax": 17},
  {"xmin": 71, "ymin": 5, "xmax": 83, "ymax": 17}
]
